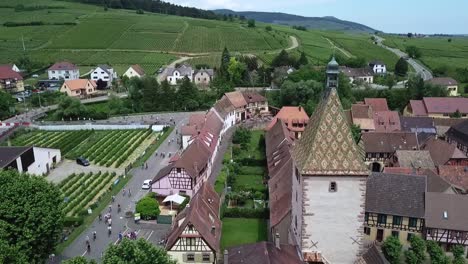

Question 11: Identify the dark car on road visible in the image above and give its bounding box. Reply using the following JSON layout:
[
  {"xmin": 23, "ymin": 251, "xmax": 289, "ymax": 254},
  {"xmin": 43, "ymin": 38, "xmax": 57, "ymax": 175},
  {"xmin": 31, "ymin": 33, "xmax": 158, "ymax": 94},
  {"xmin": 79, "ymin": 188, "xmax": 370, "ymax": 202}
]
[{"xmin": 76, "ymin": 157, "xmax": 90, "ymax": 166}]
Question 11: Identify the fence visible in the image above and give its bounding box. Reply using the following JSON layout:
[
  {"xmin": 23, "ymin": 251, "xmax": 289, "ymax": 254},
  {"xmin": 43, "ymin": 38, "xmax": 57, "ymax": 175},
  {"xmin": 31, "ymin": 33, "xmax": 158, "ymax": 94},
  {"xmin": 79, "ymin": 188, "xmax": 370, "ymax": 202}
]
[{"xmin": 32, "ymin": 124, "xmax": 165, "ymax": 131}]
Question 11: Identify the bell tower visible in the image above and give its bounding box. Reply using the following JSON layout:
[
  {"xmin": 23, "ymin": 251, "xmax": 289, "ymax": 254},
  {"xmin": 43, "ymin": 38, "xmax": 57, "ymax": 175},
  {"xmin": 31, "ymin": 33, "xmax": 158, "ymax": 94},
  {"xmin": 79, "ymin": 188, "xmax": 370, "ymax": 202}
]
[{"xmin": 326, "ymin": 57, "xmax": 339, "ymax": 88}]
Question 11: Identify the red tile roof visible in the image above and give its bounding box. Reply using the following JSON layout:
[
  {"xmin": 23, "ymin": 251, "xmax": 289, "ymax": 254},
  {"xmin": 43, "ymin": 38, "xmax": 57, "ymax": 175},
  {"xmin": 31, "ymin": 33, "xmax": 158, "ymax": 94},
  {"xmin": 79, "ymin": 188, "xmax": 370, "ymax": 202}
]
[
  {"xmin": 267, "ymin": 106, "xmax": 309, "ymax": 132},
  {"xmin": 365, "ymin": 98, "xmax": 389, "ymax": 112},
  {"xmin": 227, "ymin": 242, "xmax": 302, "ymax": 264},
  {"xmin": 242, "ymin": 91, "xmax": 267, "ymax": 103},
  {"xmin": 351, "ymin": 104, "xmax": 372, "ymax": 119},
  {"xmin": 0, "ymin": 65, "xmax": 22, "ymax": 80},
  {"xmin": 373, "ymin": 111, "xmax": 401, "ymax": 132},
  {"xmin": 48, "ymin": 61, "xmax": 78, "ymax": 71},
  {"xmin": 423, "ymin": 97, "xmax": 468, "ymax": 114},
  {"xmin": 421, "ymin": 137, "xmax": 467, "ymax": 166},
  {"xmin": 225, "ymin": 91, "xmax": 247, "ymax": 108},
  {"xmin": 62, "ymin": 79, "xmax": 96, "ymax": 91},
  {"xmin": 409, "ymin": 100, "xmax": 428, "ymax": 116},
  {"xmin": 427, "ymin": 77, "xmax": 458, "ymax": 86},
  {"xmin": 437, "ymin": 165, "xmax": 468, "ymax": 191}
]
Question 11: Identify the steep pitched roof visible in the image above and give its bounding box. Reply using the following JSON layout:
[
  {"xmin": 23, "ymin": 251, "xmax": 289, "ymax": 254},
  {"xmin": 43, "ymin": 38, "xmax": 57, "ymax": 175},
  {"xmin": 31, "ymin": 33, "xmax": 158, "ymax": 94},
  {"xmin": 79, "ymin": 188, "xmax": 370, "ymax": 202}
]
[
  {"xmin": 62, "ymin": 79, "xmax": 96, "ymax": 91},
  {"xmin": 427, "ymin": 77, "xmax": 458, "ymax": 86},
  {"xmin": 227, "ymin": 242, "xmax": 302, "ymax": 264},
  {"xmin": 225, "ymin": 91, "xmax": 247, "ymax": 108},
  {"xmin": 361, "ymin": 132, "xmax": 419, "ymax": 153},
  {"xmin": 213, "ymin": 95, "xmax": 236, "ymax": 119},
  {"xmin": 366, "ymin": 173, "xmax": 426, "ymax": 218},
  {"xmin": 174, "ymin": 138, "xmax": 212, "ymax": 178},
  {"xmin": 48, "ymin": 61, "xmax": 78, "ymax": 71},
  {"xmin": 437, "ymin": 165, "xmax": 468, "ymax": 191},
  {"xmin": 425, "ymin": 192, "xmax": 468, "ymax": 231},
  {"xmin": 0, "ymin": 146, "xmax": 32, "ymax": 168},
  {"xmin": 409, "ymin": 100, "xmax": 428, "ymax": 116},
  {"xmin": 422, "ymin": 137, "xmax": 467, "ymax": 166},
  {"xmin": 194, "ymin": 68, "xmax": 214, "ymax": 76},
  {"xmin": 382, "ymin": 167, "xmax": 453, "ymax": 193},
  {"xmin": 446, "ymin": 119, "xmax": 468, "ymax": 147},
  {"xmin": 423, "ymin": 97, "xmax": 468, "ymax": 114},
  {"xmin": 267, "ymin": 106, "xmax": 309, "ymax": 132},
  {"xmin": 394, "ymin": 150, "xmax": 435, "ymax": 170},
  {"xmin": 365, "ymin": 98, "xmax": 389, "ymax": 112},
  {"xmin": 166, "ymin": 64, "xmax": 193, "ymax": 76},
  {"xmin": 356, "ymin": 245, "xmax": 389, "ymax": 264},
  {"xmin": 166, "ymin": 183, "xmax": 221, "ymax": 252},
  {"xmin": 293, "ymin": 88, "xmax": 368, "ymax": 176},
  {"xmin": 0, "ymin": 65, "xmax": 23, "ymax": 80},
  {"xmin": 400, "ymin": 116, "xmax": 436, "ymax": 134},
  {"xmin": 351, "ymin": 104, "xmax": 372, "ymax": 119},
  {"xmin": 242, "ymin": 91, "xmax": 267, "ymax": 103},
  {"xmin": 341, "ymin": 67, "xmax": 374, "ymax": 77},
  {"xmin": 96, "ymin": 64, "xmax": 112, "ymax": 74},
  {"xmin": 130, "ymin": 64, "xmax": 145, "ymax": 76},
  {"xmin": 373, "ymin": 111, "xmax": 401, "ymax": 132}
]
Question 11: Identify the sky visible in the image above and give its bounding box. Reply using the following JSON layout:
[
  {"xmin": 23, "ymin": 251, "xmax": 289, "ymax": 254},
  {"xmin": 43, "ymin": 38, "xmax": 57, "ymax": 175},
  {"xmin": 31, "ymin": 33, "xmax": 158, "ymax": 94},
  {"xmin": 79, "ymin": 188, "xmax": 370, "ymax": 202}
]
[{"xmin": 166, "ymin": 0, "xmax": 468, "ymax": 34}]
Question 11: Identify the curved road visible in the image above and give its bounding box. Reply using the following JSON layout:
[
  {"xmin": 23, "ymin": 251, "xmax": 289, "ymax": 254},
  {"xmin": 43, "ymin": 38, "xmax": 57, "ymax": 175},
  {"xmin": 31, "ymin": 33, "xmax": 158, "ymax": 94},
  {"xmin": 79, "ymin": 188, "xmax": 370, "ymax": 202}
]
[{"xmin": 373, "ymin": 35, "xmax": 433, "ymax": 80}]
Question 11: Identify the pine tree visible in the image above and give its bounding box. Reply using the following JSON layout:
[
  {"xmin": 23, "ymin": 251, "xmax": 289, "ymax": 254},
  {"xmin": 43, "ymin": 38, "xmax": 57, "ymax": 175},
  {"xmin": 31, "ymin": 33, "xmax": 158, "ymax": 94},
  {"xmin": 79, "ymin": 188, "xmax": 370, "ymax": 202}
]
[
  {"xmin": 220, "ymin": 47, "xmax": 231, "ymax": 79},
  {"xmin": 297, "ymin": 51, "xmax": 309, "ymax": 67}
]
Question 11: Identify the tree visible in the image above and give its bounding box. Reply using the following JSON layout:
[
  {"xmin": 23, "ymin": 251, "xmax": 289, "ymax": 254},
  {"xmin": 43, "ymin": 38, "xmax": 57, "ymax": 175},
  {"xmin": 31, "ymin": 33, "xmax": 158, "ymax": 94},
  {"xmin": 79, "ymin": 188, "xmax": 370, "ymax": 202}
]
[
  {"xmin": 210, "ymin": 76, "xmax": 234, "ymax": 98},
  {"xmin": 448, "ymin": 38, "xmax": 452, "ymax": 43},
  {"xmin": 227, "ymin": 57, "xmax": 247, "ymax": 85},
  {"xmin": 452, "ymin": 245, "xmax": 465, "ymax": 264},
  {"xmin": 426, "ymin": 240, "xmax": 450, "ymax": 264},
  {"xmin": 141, "ymin": 77, "xmax": 159, "ymax": 112},
  {"xmin": 63, "ymin": 256, "xmax": 97, "ymax": 264},
  {"xmin": 159, "ymin": 80, "xmax": 176, "ymax": 111},
  {"xmin": 351, "ymin": 124, "xmax": 361, "ymax": 143},
  {"xmin": 385, "ymin": 74, "xmax": 397, "ymax": 89},
  {"xmin": 407, "ymin": 32, "xmax": 413, "ymax": 38},
  {"xmin": 296, "ymin": 52, "xmax": 309, "ymax": 67},
  {"xmin": 272, "ymin": 50, "xmax": 294, "ymax": 67},
  {"xmin": 265, "ymin": 25, "xmax": 272, "ymax": 31},
  {"xmin": 382, "ymin": 236, "xmax": 402, "ymax": 264},
  {"xmin": 176, "ymin": 77, "xmax": 199, "ymax": 110},
  {"xmin": 220, "ymin": 47, "xmax": 231, "ymax": 79},
  {"xmin": 406, "ymin": 46, "xmax": 422, "ymax": 59},
  {"xmin": 247, "ymin": 19, "xmax": 255, "ymax": 27},
  {"xmin": 55, "ymin": 96, "xmax": 88, "ymax": 120},
  {"xmin": 0, "ymin": 91, "xmax": 15, "ymax": 119},
  {"xmin": 395, "ymin": 58, "xmax": 409, "ymax": 76},
  {"xmin": 0, "ymin": 170, "xmax": 64, "ymax": 263},
  {"xmin": 404, "ymin": 235, "xmax": 426, "ymax": 264},
  {"xmin": 136, "ymin": 194, "xmax": 160, "ymax": 220}
]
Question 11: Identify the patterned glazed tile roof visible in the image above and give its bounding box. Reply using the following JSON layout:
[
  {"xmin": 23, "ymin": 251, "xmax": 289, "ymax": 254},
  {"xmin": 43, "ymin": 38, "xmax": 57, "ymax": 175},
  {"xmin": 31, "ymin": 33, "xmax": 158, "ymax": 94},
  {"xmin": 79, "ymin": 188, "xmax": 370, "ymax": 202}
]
[{"xmin": 293, "ymin": 88, "xmax": 368, "ymax": 176}]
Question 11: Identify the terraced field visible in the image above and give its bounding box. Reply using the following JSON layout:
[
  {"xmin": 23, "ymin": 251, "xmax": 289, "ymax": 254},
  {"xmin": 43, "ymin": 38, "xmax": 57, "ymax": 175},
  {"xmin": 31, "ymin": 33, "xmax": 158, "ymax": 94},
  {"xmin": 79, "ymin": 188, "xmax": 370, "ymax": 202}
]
[{"xmin": 11, "ymin": 129, "xmax": 156, "ymax": 167}]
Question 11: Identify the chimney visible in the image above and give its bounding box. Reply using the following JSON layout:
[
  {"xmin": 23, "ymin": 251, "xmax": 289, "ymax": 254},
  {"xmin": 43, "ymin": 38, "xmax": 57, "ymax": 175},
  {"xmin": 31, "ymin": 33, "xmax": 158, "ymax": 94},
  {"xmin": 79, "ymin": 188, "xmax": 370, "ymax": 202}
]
[
  {"xmin": 275, "ymin": 233, "xmax": 280, "ymax": 250},
  {"xmin": 224, "ymin": 250, "xmax": 229, "ymax": 264},
  {"xmin": 298, "ymin": 106, "xmax": 302, "ymax": 112}
]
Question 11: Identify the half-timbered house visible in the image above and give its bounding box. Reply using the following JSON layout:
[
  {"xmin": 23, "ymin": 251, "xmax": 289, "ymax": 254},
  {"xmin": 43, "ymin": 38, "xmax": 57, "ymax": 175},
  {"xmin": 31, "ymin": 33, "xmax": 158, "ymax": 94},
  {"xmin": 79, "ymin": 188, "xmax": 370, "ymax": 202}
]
[
  {"xmin": 365, "ymin": 173, "xmax": 426, "ymax": 245},
  {"xmin": 166, "ymin": 183, "xmax": 221, "ymax": 264},
  {"xmin": 425, "ymin": 192, "xmax": 468, "ymax": 253}
]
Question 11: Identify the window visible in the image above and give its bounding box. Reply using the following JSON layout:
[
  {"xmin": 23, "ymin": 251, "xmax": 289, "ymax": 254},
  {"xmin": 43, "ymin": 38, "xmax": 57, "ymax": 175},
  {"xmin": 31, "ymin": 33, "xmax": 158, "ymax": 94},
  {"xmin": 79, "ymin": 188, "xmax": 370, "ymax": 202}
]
[
  {"xmin": 187, "ymin": 237, "xmax": 195, "ymax": 246},
  {"xmin": 364, "ymin": 227, "xmax": 371, "ymax": 235},
  {"xmin": 295, "ymin": 168, "xmax": 300, "ymax": 183},
  {"xmin": 377, "ymin": 214, "xmax": 387, "ymax": 225},
  {"xmin": 295, "ymin": 215, "xmax": 297, "ymax": 229},
  {"xmin": 392, "ymin": 216, "xmax": 402, "ymax": 226},
  {"xmin": 198, "ymin": 78, "xmax": 200, "ymax": 81},
  {"xmin": 329, "ymin": 182, "xmax": 337, "ymax": 192},
  {"xmin": 409, "ymin": 218, "xmax": 418, "ymax": 228},
  {"xmin": 177, "ymin": 168, "xmax": 181, "ymax": 173},
  {"xmin": 296, "ymin": 191, "xmax": 298, "ymax": 202},
  {"xmin": 52, "ymin": 71, "xmax": 55, "ymax": 74},
  {"xmin": 365, "ymin": 212, "xmax": 369, "ymax": 222},
  {"xmin": 187, "ymin": 253, "xmax": 195, "ymax": 262},
  {"xmin": 202, "ymin": 253, "xmax": 210, "ymax": 262},
  {"xmin": 392, "ymin": 231, "xmax": 399, "ymax": 238},
  {"xmin": 407, "ymin": 233, "xmax": 414, "ymax": 241}
]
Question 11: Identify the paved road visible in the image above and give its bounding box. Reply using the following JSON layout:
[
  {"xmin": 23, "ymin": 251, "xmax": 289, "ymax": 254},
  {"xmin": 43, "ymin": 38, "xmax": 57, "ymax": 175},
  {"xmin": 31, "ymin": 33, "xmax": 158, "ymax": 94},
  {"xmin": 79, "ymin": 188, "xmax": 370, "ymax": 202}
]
[
  {"xmin": 58, "ymin": 113, "xmax": 191, "ymax": 262},
  {"xmin": 373, "ymin": 35, "xmax": 433, "ymax": 81},
  {"xmin": 4, "ymin": 93, "xmax": 128, "ymax": 123},
  {"xmin": 47, "ymin": 160, "xmax": 125, "ymax": 184}
]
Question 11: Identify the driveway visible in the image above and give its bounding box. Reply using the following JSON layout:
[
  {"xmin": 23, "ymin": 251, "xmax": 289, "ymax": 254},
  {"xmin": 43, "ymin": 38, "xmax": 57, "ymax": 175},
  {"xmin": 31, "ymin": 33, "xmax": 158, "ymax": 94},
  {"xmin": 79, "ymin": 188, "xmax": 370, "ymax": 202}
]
[
  {"xmin": 373, "ymin": 35, "xmax": 433, "ymax": 81},
  {"xmin": 47, "ymin": 160, "xmax": 125, "ymax": 184}
]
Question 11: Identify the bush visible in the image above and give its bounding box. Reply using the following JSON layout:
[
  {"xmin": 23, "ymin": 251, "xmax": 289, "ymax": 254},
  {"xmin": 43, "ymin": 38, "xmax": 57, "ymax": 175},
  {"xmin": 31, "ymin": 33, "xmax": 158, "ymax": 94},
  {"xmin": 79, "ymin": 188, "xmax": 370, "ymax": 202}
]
[
  {"xmin": 382, "ymin": 236, "xmax": 402, "ymax": 264},
  {"xmin": 63, "ymin": 216, "xmax": 84, "ymax": 227},
  {"xmin": 223, "ymin": 207, "xmax": 269, "ymax": 218},
  {"xmin": 136, "ymin": 195, "xmax": 160, "ymax": 220},
  {"xmin": 265, "ymin": 25, "xmax": 272, "ymax": 31},
  {"xmin": 179, "ymin": 194, "xmax": 190, "ymax": 211}
]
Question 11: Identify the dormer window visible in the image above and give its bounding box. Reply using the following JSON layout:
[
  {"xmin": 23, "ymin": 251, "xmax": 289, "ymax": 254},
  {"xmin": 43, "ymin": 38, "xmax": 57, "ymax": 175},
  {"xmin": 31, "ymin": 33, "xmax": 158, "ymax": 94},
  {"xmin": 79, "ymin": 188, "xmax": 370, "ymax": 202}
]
[
  {"xmin": 329, "ymin": 182, "xmax": 337, "ymax": 192},
  {"xmin": 443, "ymin": 211, "xmax": 448, "ymax": 219}
]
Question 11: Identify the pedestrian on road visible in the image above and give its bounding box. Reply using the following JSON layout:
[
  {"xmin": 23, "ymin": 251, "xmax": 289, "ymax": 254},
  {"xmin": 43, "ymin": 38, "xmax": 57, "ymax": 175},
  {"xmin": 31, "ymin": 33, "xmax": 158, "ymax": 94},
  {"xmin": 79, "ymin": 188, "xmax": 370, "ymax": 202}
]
[
  {"xmin": 98, "ymin": 213, "xmax": 102, "ymax": 222},
  {"xmin": 141, "ymin": 163, "xmax": 144, "ymax": 170},
  {"xmin": 93, "ymin": 231, "xmax": 97, "ymax": 241},
  {"xmin": 128, "ymin": 189, "xmax": 132, "ymax": 197},
  {"xmin": 112, "ymin": 195, "xmax": 115, "ymax": 202},
  {"xmin": 123, "ymin": 189, "xmax": 126, "ymax": 196},
  {"xmin": 118, "ymin": 232, "xmax": 123, "ymax": 241},
  {"xmin": 86, "ymin": 235, "xmax": 90, "ymax": 244},
  {"xmin": 118, "ymin": 204, "xmax": 121, "ymax": 213},
  {"xmin": 108, "ymin": 205, "xmax": 112, "ymax": 213},
  {"xmin": 108, "ymin": 226, "xmax": 112, "ymax": 236},
  {"xmin": 108, "ymin": 218, "xmax": 112, "ymax": 226},
  {"xmin": 87, "ymin": 243, "xmax": 91, "ymax": 253},
  {"xmin": 145, "ymin": 163, "xmax": 148, "ymax": 169}
]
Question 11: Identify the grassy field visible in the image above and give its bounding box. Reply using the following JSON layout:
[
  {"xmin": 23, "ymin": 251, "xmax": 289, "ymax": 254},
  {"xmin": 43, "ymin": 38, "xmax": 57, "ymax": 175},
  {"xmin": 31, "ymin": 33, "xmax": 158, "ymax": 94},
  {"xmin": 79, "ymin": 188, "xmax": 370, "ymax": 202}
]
[
  {"xmin": 383, "ymin": 35, "xmax": 468, "ymax": 79},
  {"xmin": 10, "ymin": 129, "xmax": 157, "ymax": 167},
  {"xmin": 221, "ymin": 218, "xmax": 268, "ymax": 249},
  {"xmin": 0, "ymin": 0, "xmax": 290, "ymax": 73}
]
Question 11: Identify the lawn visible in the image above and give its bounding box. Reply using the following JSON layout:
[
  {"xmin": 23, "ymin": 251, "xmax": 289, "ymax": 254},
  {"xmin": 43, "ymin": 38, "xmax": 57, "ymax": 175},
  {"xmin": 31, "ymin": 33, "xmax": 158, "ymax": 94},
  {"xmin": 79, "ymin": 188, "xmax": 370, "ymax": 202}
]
[{"xmin": 221, "ymin": 218, "xmax": 268, "ymax": 249}]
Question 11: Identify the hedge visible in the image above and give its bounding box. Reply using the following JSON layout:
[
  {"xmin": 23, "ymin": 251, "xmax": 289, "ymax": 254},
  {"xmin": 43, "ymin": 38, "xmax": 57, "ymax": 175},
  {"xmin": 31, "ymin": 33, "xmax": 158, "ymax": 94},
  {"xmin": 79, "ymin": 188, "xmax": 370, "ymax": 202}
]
[
  {"xmin": 223, "ymin": 207, "xmax": 269, "ymax": 219},
  {"xmin": 63, "ymin": 216, "xmax": 84, "ymax": 227}
]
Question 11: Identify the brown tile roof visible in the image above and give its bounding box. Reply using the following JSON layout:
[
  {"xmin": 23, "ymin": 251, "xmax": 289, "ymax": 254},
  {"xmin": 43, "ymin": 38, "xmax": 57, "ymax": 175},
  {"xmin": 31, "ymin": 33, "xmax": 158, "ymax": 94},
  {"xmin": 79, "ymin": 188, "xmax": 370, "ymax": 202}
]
[
  {"xmin": 361, "ymin": 132, "xmax": 419, "ymax": 153},
  {"xmin": 130, "ymin": 64, "xmax": 145, "ymax": 76},
  {"xmin": 341, "ymin": 67, "xmax": 374, "ymax": 77},
  {"xmin": 421, "ymin": 137, "xmax": 467, "ymax": 166},
  {"xmin": 383, "ymin": 167, "xmax": 453, "ymax": 193},
  {"xmin": 352, "ymin": 104, "xmax": 372, "ymax": 119},
  {"xmin": 63, "ymin": 79, "xmax": 96, "ymax": 91},
  {"xmin": 394, "ymin": 150, "xmax": 435, "ymax": 170},
  {"xmin": 189, "ymin": 113, "xmax": 206, "ymax": 127},
  {"xmin": 152, "ymin": 163, "xmax": 174, "ymax": 183},
  {"xmin": 227, "ymin": 242, "xmax": 302, "ymax": 264},
  {"xmin": 213, "ymin": 95, "xmax": 236, "ymax": 119},
  {"xmin": 425, "ymin": 192, "xmax": 468, "ymax": 231},
  {"xmin": 197, "ymin": 110, "xmax": 223, "ymax": 153},
  {"xmin": 180, "ymin": 125, "xmax": 197, "ymax": 136},
  {"xmin": 48, "ymin": 61, "xmax": 78, "ymax": 71},
  {"xmin": 437, "ymin": 165, "xmax": 468, "ymax": 191},
  {"xmin": 373, "ymin": 111, "xmax": 401, "ymax": 132},
  {"xmin": 357, "ymin": 245, "xmax": 389, "ymax": 264},
  {"xmin": 267, "ymin": 106, "xmax": 309, "ymax": 132},
  {"xmin": 427, "ymin": 77, "xmax": 458, "ymax": 86},
  {"xmin": 174, "ymin": 138, "xmax": 211, "ymax": 178},
  {"xmin": 0, "ymin": 65, "xmax": 22, "ymax": 80},
  {"xmin": 166, "ymin": 183, "xmax": 221, "ymax": 252},
  {"xmin": 446, "ymin": 119, "xmax": 468, "ymax": 147},
  {"xmin": 366, "ymin": 172, "xmax": 426, "ymax": 218},
  {"xmin": 242, "ymin": 91, "xmax": 267, "ymax": 103},
  {"xmin": 225, "ymin": 91, "xmax": 247, "ymax": 108},
  {"xmin": 365, "ymin": 98, "xmax": 389, "ymax": 112},
  {"xmin": 293, "ymin": 88, "xmax": 368, "ymax": 176},
  {"xmin": 266, "ymin": 120, "xmax": 294, "ymax": 227},
  {"xmin": 409, "ymin": 100, "xmax": 428, "ymax": 116},
  {"xmin": 423, "ymin": 97, "xmax": 468, "ymax": 114},
  {"xmin": 433, "ymin": 118, "xmax": 466, "ymax": 127}
]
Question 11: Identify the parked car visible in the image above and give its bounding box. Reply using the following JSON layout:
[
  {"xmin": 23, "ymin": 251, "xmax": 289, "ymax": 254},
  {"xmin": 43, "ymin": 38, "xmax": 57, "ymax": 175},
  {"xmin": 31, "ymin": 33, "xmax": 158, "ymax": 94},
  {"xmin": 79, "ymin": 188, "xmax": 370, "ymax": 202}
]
[
  {"xmin": 76, "ymin": 157, "xmax": 90, "ymax": 166},
  {"xmin": 142, "ymin": 179, "xmax": 152, "ymax": 190},
  {"xmin": 157, "ymin": 68, "xmax": 164, "ymax": 74}
]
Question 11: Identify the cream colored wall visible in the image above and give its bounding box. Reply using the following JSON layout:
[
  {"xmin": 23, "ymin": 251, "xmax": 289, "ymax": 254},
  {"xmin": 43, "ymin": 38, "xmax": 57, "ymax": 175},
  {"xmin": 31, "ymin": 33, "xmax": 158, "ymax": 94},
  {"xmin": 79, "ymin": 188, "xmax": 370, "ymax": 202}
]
[
  {"xmin": 447, "ymin": 85, "xmax": 458, "ymax": 96},
  {"xmin": 364, "ymin": 214, "xmax": 423, "ymax": 246},
  {"xmin": 168, "ymin": 251, "xmax": 215, "ymax": 264}
]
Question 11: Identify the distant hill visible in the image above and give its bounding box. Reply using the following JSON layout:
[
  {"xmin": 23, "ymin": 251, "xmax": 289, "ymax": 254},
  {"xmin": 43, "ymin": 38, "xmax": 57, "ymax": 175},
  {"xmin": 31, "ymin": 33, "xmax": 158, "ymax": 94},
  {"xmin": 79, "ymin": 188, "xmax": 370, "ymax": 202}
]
[{"xmin": 213, "ymin": 9, "xmax": 376, "ymax": 33}]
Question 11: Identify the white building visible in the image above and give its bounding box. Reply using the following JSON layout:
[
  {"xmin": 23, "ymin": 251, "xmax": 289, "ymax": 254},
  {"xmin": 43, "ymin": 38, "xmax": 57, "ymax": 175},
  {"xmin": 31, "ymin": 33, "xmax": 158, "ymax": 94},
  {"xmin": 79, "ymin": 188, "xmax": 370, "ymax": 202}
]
[
  {"xmin": 48, "ymin": 62, "xmax": 80, "ymax": 80},
  {"xmin": 369, "ymin": 60, "xmax": 387, "ymax": 75},
  {"xmin": 123, "ymin": 64, "xmax": 145, "ymax": 79},
  {"xmin": 0, "ymin": 146, "xmax": 61, "ymax": 176},
  {"xmin": 91, "ymin": 64, "xmax": 117, "ymax": 88},
  {"xmin": 166, "ymin": 65, "xmax": 193, "ymax": 85}
]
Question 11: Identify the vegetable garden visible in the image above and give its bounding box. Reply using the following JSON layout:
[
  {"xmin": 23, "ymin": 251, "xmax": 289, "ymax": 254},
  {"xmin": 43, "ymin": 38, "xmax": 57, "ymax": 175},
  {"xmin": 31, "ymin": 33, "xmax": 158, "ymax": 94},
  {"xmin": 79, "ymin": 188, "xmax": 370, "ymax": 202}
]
[
  {"xmin": 58, "ymin": 171, "xmax": 119, "ymax": 216},
  {"xmin": 11, "ymin": 129, "xmax": 157, "ymax": 168}
]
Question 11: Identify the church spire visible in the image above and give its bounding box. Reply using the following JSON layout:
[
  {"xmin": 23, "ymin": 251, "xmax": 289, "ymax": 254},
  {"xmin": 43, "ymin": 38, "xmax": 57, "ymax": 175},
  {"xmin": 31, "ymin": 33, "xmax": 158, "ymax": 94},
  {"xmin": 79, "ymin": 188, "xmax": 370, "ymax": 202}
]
[{"xmin": 326, "ymin": 56, "xmax": 339, "ymax": 89}]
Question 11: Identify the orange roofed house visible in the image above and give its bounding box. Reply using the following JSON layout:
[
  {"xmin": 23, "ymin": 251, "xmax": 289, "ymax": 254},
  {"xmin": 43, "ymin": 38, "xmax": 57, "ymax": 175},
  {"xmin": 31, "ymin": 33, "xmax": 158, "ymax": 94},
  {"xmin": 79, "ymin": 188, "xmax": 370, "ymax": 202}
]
[
  {"xmin": 267, "ymin": 106, "xmax": 309, "ymax": 139},
  {"xmin": 60, "ymin": 79, "xmax": 97, "ymax": 98}
]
